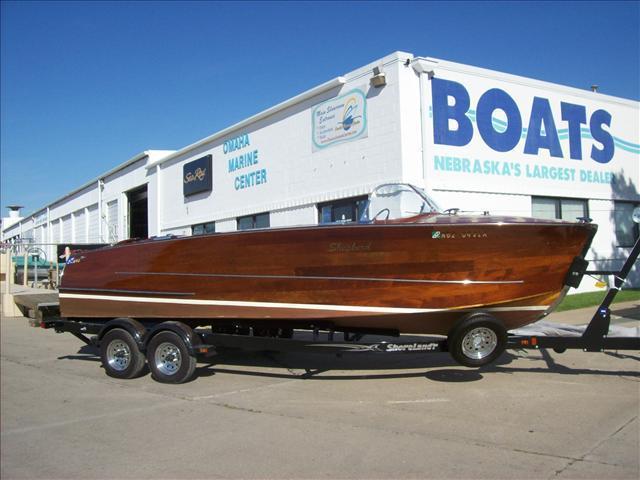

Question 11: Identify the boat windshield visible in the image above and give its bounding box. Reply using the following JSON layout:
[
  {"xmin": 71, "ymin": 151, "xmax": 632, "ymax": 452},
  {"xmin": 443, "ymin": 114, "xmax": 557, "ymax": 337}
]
[{"xmin": 364, "ymin": 183, "xmax": 441, "ymax": 222}]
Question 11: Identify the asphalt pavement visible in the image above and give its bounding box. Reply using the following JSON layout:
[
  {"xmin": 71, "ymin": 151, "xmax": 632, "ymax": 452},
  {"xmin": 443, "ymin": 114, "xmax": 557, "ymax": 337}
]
[{"xmin": 1, "ymin": 302, "xmax": 639, "ymax": 479}]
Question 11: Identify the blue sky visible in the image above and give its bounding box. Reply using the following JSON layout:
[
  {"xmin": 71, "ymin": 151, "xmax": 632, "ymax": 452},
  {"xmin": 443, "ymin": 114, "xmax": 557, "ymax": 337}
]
[{"xmin": 1, "ymin": 0, "xmax": 639, "ymax": 218}]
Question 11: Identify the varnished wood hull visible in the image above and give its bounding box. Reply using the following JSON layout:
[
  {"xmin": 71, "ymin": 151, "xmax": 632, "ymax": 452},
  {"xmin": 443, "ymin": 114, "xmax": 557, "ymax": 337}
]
[{"xmin": 59, "ymin": 217, "xmax": 596, "ymax": 334}]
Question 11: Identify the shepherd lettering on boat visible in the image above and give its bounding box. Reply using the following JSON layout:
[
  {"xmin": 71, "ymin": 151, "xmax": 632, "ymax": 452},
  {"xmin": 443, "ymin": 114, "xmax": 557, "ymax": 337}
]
[
  {"xmin": 183, "ymin": 155, "xmax": 212, "ymax": 197},
  {"xmin": 328, "ymin": 242, "xmax": 372, "ymax": 253}
]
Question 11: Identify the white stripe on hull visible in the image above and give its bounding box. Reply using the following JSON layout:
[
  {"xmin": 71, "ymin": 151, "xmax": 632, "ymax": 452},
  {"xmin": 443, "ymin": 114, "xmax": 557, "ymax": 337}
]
[{"xmin": 59, "ymin": 293, "xmax": 549, "ymax": 315}]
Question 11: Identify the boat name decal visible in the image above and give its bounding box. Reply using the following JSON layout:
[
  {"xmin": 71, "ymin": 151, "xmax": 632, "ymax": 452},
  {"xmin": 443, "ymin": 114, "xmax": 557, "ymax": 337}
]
[
  {"xmin": 432, "ymin": 231, "xmax": 488, "ymax": 240},
  {"xmin": 66, "ymin": 255, "xmax": 85, "ymax": 264},
  {"xmin": 328, "ymin": 241, "xmax": 372, "ymax": 253}
]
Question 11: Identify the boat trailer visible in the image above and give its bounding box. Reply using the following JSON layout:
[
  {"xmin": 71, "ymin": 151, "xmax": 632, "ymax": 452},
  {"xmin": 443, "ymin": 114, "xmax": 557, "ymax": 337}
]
[{"xmin": 25, "ymin": 236, "xmax": 640, "ymax": 383}]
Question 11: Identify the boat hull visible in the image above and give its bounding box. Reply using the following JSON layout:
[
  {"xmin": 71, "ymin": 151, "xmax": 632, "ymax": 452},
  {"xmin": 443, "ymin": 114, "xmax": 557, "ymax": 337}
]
[{"xmin": 59, "ymin": 219, "xmax": 596, "ymax": 334}]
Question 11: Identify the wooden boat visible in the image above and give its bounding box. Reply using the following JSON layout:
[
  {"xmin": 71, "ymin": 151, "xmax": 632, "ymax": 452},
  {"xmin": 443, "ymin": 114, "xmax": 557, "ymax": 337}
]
[{"xmin": 59, "ymin": 184, "xmax": 596, "ymax": 337}]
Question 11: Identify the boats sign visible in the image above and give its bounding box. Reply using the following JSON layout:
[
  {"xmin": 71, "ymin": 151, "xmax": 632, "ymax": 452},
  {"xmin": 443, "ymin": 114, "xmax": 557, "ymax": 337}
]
[{"xmin": 421, "ymin": 66, "xmax": 639, "ymax": 200}]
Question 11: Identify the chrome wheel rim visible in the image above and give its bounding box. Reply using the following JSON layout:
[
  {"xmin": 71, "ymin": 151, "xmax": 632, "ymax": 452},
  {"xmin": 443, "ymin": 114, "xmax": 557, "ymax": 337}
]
[
  {"xmin": 155, "ymin": 342, "xmax": 182, "ymax": 376},
  {"xmin": 461, "ymin": 327, "xmax": 498, "ymax": 360},
  {"xmin": 106, "ymin": 340, "xmax": 131, "ymax": 371}
]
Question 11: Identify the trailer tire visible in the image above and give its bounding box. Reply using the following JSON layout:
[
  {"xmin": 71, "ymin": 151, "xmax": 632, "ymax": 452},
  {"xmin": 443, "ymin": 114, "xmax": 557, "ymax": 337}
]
[
  {"xmin": 100, "ymin": 328, "xmax": 147, "ymax": 379},
  {"xmin": 448, "ymin": 314, "xmax": 507, "ymax": 368},
  {"xmin": 146, "ymin": 331, "xmax": 197, "ymax": 384}
]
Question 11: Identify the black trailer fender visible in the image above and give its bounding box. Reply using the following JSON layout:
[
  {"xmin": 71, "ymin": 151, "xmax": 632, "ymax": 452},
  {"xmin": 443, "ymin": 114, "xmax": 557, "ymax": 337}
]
[
  {"xmin": 144, "ymin": 321, "xmax": 210, "ymax": 356},
  {"xmin": 97, "ymin": 318, "xmax": 147, "ymax": 351}
]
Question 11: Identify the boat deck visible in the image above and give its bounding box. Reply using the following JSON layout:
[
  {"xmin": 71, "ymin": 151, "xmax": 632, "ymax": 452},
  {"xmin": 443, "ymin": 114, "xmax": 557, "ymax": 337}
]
[{"xmin": 8, "ymin": 285, "xmax": 59, "ymax": 321}]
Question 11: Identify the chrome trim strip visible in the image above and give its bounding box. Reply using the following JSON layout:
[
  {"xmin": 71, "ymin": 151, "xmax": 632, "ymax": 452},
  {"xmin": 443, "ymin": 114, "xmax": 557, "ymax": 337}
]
[
  {"xmin": 59, "ymin": 287, "xmax": 195, "ymax": 296},
  {"xmin": 114, "ymin": 271, "xmax": 524, "ymax": 285},
  {"xmin": 59, "ymin": 293, "xmax": 548, "ymax": 314}
]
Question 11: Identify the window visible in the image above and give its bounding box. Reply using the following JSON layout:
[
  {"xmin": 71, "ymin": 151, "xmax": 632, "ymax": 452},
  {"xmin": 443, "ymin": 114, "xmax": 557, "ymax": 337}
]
[
  {"xmin": 614, "ymin": 202, "xmax": 639, "ymax": 247},
  {"xmin": 237, "ymin": 212, "xmax": 270, "ymax": 231},
  {"xmin": 318, "ymin": 196, "xmax": 368, "ymax": 224},
  {"xmin": 192, "ymin": 221, "xmax": 215, "ymax": 236},
  {"xmin": 532, "ymin": 197, "xmax": 588, "ymax": 221}
]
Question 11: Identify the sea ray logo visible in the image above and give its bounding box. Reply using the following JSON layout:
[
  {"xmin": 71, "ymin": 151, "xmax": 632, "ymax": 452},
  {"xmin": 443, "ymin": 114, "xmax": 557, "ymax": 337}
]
[
  {"xmin": 184, "ymin": 167, "xmax": 206, "ymax": 184},
  {"xmin": 432, "ymin": 231, "xmax": 441, "ymax": 239}
]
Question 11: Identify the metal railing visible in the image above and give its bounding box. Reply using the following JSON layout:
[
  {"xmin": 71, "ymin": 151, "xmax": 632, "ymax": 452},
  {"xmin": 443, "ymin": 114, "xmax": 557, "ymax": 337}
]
[{"xmin": 1, "ymin": 242, "xmax": 58, "ymax": 293}]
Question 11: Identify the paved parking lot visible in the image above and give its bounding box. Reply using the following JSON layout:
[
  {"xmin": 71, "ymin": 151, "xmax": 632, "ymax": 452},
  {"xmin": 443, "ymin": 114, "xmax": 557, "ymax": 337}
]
[{"xmin": 1, "ymin": 303, "xmax": 639, "ymax": 479}]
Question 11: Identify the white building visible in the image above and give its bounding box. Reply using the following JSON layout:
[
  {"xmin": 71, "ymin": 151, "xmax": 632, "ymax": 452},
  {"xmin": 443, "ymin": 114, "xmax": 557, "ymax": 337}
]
[{"xmin": 3, "ymin": 51, "xmax": 639, "ymax": 289}]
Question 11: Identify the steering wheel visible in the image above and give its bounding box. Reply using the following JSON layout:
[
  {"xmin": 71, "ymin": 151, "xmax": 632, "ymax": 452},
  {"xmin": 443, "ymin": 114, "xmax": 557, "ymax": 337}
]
[
  {"xmin": 27, "ymin": 246, "xmax": 47, "ymax": 263},
  {"xmin": 373, "ymin": 208, "xmax": 390, "ymax": 221}
]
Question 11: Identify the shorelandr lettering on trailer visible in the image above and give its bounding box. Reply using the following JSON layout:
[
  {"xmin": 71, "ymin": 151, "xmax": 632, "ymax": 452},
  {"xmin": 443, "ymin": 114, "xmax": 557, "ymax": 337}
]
[{"xmin": 431, "ymin": 78, "xmax": 614, "ymax": 163}]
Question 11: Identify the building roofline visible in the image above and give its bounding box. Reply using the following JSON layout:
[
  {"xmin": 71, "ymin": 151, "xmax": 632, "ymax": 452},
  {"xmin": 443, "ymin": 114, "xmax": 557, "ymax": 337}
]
[
  {"xmin": 412, "ymin": 57, "xmax": 639, "ymax": 107},
  {"xmin": 145, "ymin": 76, "xmax": 347, "ymax": 170},
  {"xmin": 45, "ymin": 149, "xmax": 176, "ymax": 210},
  {"xmin": 2, "ymin": 149, "xmax": 175, "ymax": 233}
]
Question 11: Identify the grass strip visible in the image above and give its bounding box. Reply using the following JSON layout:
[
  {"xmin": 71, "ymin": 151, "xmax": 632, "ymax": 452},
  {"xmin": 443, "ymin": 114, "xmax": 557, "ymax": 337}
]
[{"xmin": 558, "ymin": 289, "xmax": 640, "ymax": 312}]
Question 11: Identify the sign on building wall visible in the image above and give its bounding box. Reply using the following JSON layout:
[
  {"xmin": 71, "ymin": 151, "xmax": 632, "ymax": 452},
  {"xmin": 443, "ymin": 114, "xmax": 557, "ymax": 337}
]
[
  {"xmin": 223, "ymin": 133, "xmax": 268, "ymax": 191},
  {"xmin": 312, "ymin": 88, "xmax": 368, "ymax": 151},
  {"xmin": 421, "ymin": 70, "xmax": 640, "ymax": 200},
  {"xmin": 183, "ymin": 155, "xmax": 213, "ymax": 197}
]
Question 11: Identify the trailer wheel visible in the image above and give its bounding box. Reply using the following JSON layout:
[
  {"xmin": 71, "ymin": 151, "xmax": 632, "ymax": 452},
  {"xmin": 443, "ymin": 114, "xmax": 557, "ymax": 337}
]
[
  {"xmin": 100, "ymin": 328, "xmax": 147, "ymax": 379},
  {"xmin": 146, "ymin": 331, "xmax": 196, "ymax": 384},
  {"xmin": 448, "ymin": 314, "xmax": 507, "ymax": 368}
]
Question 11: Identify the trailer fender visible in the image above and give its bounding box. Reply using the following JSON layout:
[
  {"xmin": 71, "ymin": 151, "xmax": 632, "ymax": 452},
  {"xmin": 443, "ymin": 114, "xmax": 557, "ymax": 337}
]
[
  {"xmin": 98, "ymin": 318, "xmax": 147, "ymax": 351},
  {"xmin": 144, "ymin": 321, "xmax": 207, "ymax": 356}
]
